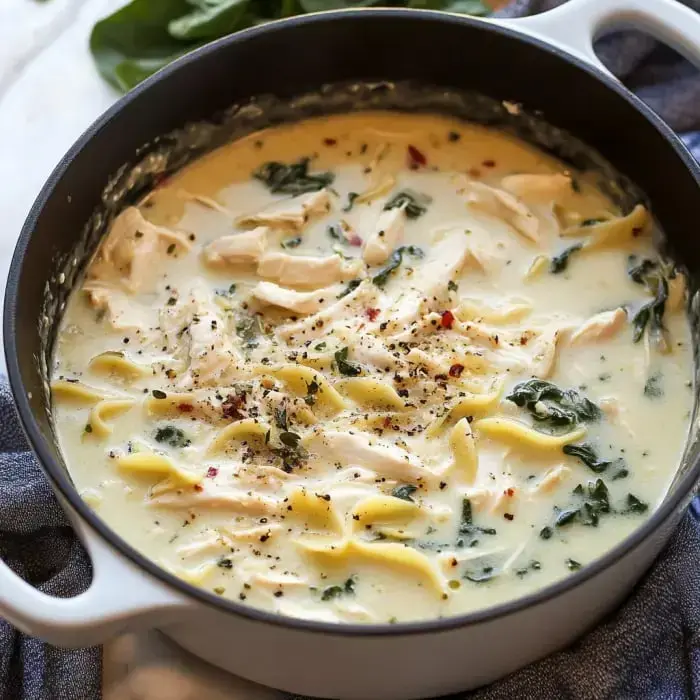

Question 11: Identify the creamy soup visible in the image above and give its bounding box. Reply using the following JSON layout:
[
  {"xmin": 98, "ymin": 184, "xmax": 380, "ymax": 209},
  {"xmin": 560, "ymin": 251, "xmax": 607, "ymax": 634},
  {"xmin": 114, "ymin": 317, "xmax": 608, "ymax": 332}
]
[{"xmin": 51, "ymin": 112, "xmax": 692, "ymax": 624}]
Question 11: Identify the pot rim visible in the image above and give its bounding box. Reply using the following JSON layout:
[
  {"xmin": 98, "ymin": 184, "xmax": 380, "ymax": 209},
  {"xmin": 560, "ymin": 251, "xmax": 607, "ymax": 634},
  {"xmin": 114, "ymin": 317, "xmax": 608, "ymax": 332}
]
[{"xmin": 6, "ymin": 7, "xmax": 700, "ymax": 638}]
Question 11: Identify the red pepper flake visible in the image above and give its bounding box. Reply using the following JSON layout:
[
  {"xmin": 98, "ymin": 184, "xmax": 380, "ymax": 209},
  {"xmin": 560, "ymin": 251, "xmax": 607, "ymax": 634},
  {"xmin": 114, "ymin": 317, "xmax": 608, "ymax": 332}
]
[
  {"xmin": 193, "ymin": 483, "xmax": 204, "ymax": 492},
  {"xmin": 482, "ymin": 159, "xmax": 496, "ymax": 168},
  {"xmin": 366, "ymin": 308, "xmax": 381, "ymax": 322},
  {"xmin": 448, "ymin": 363, "xmax": 465, "ymax": 378},
  {"xmin": 632, "ymin": 227, "xmax": 642, "ymax": 237},
  {"xmin": 178, "ymin": 403, "xmax": 194, "ymax": 413},
  {"xmin": 468, "ymin": 167, "xmax": 482, "ymax": 178},
  {"xmin": 407, "ymin": 145, "xmax": 427, "ymax": 169},
  {"xmin": 383, "ymin": 416, "xmax": 392, "ymax": 428},
  {"xmin": 348, "ymin": 233, "xmax": 363, "ymax": 247},
  {"xmin": 323, "ymin": 137, "xmax": 337, "ymax": 146},
  {"xmin": 440, "ymin": 310, "xmax": 455, "ymax": 329},
  {"xmin": 505, "ymin": 487, "xmax": 515, "ymax": 497},
  {"xmin": 206, "ymin": 467, "xmax": 219, "ymax": 479}
]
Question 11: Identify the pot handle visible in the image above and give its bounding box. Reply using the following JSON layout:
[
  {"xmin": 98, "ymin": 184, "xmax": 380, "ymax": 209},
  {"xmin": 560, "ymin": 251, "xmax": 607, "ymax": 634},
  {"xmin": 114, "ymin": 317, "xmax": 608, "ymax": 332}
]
[
  {"xmin": 0, "ymin": 516, "xmax": 190, "ymax": 647},
  {"xmin": 493, "ymin": 0, "xmax": 700, "ymax": 79}
]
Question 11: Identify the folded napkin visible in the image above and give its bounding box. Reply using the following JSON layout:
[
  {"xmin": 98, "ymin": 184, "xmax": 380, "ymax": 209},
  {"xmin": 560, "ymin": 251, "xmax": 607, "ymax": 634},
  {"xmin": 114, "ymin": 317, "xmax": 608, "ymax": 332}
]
[{"xmin": 2, "ymin": 2, "xmax": 700, "ymax": 699}]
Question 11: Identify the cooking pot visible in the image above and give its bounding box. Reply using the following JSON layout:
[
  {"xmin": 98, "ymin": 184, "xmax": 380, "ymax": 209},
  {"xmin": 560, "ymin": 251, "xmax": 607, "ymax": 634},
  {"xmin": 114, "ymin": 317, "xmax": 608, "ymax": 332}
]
[{"xmin": 4, "ymin": 1, "xmax": 700, "ymax": 697}]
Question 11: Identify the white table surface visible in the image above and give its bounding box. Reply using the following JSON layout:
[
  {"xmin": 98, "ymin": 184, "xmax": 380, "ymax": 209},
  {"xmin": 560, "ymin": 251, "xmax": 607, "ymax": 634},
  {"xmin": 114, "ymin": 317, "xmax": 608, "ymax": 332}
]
[{"xmin": 1, "ymin": 2, "xmax": 283, "ymax": 698}]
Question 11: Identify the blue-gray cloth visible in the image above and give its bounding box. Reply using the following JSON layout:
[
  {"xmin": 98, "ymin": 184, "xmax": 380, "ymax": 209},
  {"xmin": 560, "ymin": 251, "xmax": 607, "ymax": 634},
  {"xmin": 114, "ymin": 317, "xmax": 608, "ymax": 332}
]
[{"xmin": 2, "ymin": 2, "xmax": 700, "ymax": 699}]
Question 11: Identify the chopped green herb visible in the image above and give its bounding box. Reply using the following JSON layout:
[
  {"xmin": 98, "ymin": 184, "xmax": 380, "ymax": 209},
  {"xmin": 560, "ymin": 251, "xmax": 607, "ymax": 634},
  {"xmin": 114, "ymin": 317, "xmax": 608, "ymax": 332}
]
[
  {"xmin": 334, "ymin": 347, "xmax": 361, "ymax": 377},
  {"xmin": 236, "ymin": 314, "xmax": 264, "ymax": 350},
  {"xmin": 154, "ymin": 425, "xmax": 190, "ymax": 448},
  {"xmin": 304, "ymin": 380, "xmax": 320, "ymax": 406},
  {"xmin": 274, "ymin": 407, "xmax": 288, "ymax": 431},
  {"xmin": 217, "ymin": 557, "xmax": 233, "ymax": 569},
  {"xmin": 392, "ymin": 484, "xmax": 418, "ymax": 502},
  {"xmin": 566, "ymin": 558, "xmax": 582, "ymax": 571},
  {"xmin": 321, "ymin": 576, "xmax": 356, "ymax": 601},
  {"xmin": 371, "ymin": 245, "xmax": 424, "ymax": 288},
  {"xmin": 448, "ymin": 280, "xmax": 459, "ymax": 293},
  {"xmin": 253, "ymin": 158, "xmax": 334, "ymax": 195},
  {"xmin": 384, "ymin": 189, "xmax": 432, "ymax": 219},
  {"xmin": 151, "ymin": 389, "xmax": 167, "ymax": 399},
  {"xmin": 84, "ymin": 423, "xmax": 93, "ymax": 434},
  {"xmin": 314, "ymin": 342, "xmax": 327, "ymax": 351},
  {"xmin": 328, "ymin": 224, "xmax": 345, "ymax": 242},
  {"xmin": 342, "ymin": 192, "xmax": 359, "ymax": 212},
  {"xmin": 563, "ymin": 443, "xmax": 611, "ymax": 473},
  {"xmin": 540, "ymin": 526, "xmax": 553, "ymax": 540},
  {"xmin": 550, "ymin": 243, "xmax": 583, "ymax": 274},
  {"xmin": 281, "ymin": 236, "xmax": 302, "ymax": 249}
]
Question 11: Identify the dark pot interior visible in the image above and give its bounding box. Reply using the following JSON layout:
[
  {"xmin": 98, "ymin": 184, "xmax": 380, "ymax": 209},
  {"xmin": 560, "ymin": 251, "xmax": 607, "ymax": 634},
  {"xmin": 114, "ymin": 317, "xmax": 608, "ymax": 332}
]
[{"xmin": 5, "ymin": 8, "xmax": 700, "ymax": 632}]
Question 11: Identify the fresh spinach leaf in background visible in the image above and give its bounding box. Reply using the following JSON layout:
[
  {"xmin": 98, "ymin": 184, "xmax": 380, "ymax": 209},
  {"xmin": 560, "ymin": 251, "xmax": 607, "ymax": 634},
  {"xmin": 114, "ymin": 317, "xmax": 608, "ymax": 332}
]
[{"xmin": 90, "ymin": 0, "xmax": 490, "ymax": 92}]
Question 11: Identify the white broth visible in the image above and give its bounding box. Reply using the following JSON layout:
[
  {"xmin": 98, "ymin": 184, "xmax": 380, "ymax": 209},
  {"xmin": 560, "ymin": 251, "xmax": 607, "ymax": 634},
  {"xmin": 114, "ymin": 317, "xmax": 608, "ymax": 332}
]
[{"xmin": 51, "ymin": 111, "xmax": 692, "ymax": 624}]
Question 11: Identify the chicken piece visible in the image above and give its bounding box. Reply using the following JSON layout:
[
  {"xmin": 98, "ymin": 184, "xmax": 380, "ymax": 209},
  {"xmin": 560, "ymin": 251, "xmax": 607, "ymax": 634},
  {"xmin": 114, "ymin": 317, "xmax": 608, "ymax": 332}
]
[
  {"xmin": 464, "ymin": 181, "xmax": 539, "ymax": 243},
  {"xmin": 250, "ymin": 280, "xmax": 336, "ymax": 314},
  {"xmin": 500, "ymin": 174, "xmax": 572, "ymax": 204},
  {"xmin": 529, "ymin": 465, "xmax": 571, "ymax": 495},
  {"xmin": 277, "ymin": 280, "xmax": 380, "ymax": 342},
  {"xmin": 88, "ymin": 206, "xmax": 191, "ymax": 292},
  {"xmin": 160, "ymin": 284, "xmax": 242, "ymax": 388},
  {"xmin": 530, "ymin": 328, "xmax": 563, "ymax": 379},
  {"xmin": 258, "ymin": 251, "xmax": 361, "ymax": 289},
  {"xmin": 363, "ymin": 207, "xmax": 405, "ymax": 265},
  {"xmin": 336, "ymin": 328, "xmax": 406, "ymax": 371},
  {"xmin": 148, "ymin": 487, "xmax": 279, "ymax": 514},
  {"xmin": 307, "ymin": 430, "xmax": 435, "ymax": 485},
  {"xmin": 82, "ymin": 281, "xmax": 155, "ymax": 331},
  {"xmin": 384, "ymin": 228, "xmax": 472, "ymax": 332},
  {"xmin": 237, "ymin": 189, "xmax": 331, "ymax": 231},
  {"xmin": 203, "ymin": 227, "xmax": 268, "ymax": 265},
  {"xmin": 569, "ymin": 307, "xmax": 627, "ymax": 345}
]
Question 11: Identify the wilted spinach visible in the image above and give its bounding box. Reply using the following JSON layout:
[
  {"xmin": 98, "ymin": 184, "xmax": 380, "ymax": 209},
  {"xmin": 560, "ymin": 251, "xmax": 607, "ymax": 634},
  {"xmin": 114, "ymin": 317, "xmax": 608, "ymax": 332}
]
[
  {"xmin": 562, "ymin": 443, "xmax": 611, "ymax": 474},
  {"xmin": 627, "ymin": 254, "xmax": 671, "ymax": 351},
  {"xmin": 506, "ymin": 379, "xmax": 600, "ymax": 431},
  {"xmin": 321, "ymin": 576, "xmax": 356, "ymax": 601},
  {"xmin": 154, "ymin": 424, "xmax": 190, "ymax": 448},
  {"xmin": 383, "ymin": 189, "xmax": 432, "ymax": 219},
  {"xmin": 253, "ymin": 158, "xmax": 334, "ymax": 195},
  {"xmin": 392, "ymin": 484, "xmax": 418, "ymax": 502},
  {"xmin": 334, "ymin": 347, "xmax": 362, "ymax": 376},
  {"xmin": 550, "ymin": 243, "xmax": 583, "ymax": 274},
  {"xmin": 371, "ymin": 245, "xmax": 424, "ymax": 288}
]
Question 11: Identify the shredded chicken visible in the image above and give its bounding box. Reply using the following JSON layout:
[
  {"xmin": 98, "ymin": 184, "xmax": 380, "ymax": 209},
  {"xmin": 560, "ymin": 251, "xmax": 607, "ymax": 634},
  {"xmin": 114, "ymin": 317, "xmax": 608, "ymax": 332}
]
[
  {"xmin": 237, "ymin": 189, "xmax": 331, "ymax": 231},
  {"xmin": 203, "ymin": 227, "xmax": 268, "ymax": 265},
  {"xmin": 570, "ymin": 308, "xmax": 627, "ymax": 345},
  {"xmin": 363, "ymin": 207, "xmax": 406, "ymax": 265}
]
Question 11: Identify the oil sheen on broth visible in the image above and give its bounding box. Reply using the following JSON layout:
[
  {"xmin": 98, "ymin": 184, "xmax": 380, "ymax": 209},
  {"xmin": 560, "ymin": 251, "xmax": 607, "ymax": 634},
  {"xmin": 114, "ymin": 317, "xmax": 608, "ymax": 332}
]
[{"xmin": 51, "ymin": 112, "xmax": 692, "ymax": 624}]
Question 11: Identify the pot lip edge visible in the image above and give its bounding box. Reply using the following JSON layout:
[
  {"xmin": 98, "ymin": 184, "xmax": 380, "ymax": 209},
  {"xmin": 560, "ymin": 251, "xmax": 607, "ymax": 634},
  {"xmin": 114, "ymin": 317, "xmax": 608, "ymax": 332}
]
[{"xmin": 5, "ymin": 6, "xmax": 700, "ymax": 638}]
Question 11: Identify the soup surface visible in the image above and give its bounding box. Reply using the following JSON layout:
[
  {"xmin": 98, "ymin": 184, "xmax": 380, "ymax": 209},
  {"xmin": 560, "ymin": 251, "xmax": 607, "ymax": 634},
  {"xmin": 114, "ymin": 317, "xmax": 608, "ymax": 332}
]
[{"xmin": 52, "ymin": 111, "xmax": 692, "ymax": 624}]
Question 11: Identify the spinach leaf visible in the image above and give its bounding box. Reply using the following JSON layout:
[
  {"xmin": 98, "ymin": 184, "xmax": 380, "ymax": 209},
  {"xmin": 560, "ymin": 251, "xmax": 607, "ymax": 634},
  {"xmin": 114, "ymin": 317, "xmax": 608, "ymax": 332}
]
[
  {"xmin": 550, "ymin": 243, "xmax": 583, "ymax": 274},
  {"xmin": 383, "ymin": 189, "xmax": 432, "ymax": 219},
  {"xmin": 337, "ymin": 278, "xmax": 362, "ymax": 299},
  {"xmin": 334, "ymin": 347, "xmax": 362, "ymax": 376},
  {"xmin": 90, "ymin": 0, "xmax": 195, "ymax": 92},
  {"xmin": 304, "ymin": 379, "xmax": 319, "ymax": 406},
  {"xmin": 623, "ymin": 494, "xmax": 649, "ymax": 514},
  {"xmin": 506, "ymin": 379, "xmax": 600, "ymax": 430},
  {"xmin": 91, "ymin": 1, "xmax": 491, "ymax": 92},
  {"xmin": 169, "ymin": 0, "xmax": 249, "ymax": 40},
  {"xmin": 154, "ymin": 424, "xmax": 190, "ymax": 448},
  {"xmin": 562, "ymin": 443, "xmax": 611, "ymax": 473},
  {"xmin": 253, "ymin": 158, "xmax": 334, "ymax": 195},
  {"xmin": 627, "ymin": 254, "xmax": 671, "ymax": 351},
  {"xmin": 566, "ymin": 558, "xmax": 582, "ymax": 571},
  {"xmin": 456, "ymin": 497, "xmax": 496, "ymax": 547},
  {"xmin": 342, "ymin": 192, "xmax": 359, "ymax": 212},
  {"xmin": 371, "ymin": 245, "xmax": 425, "ymax": 288},
  {"xmin": 392, "ymin": 484, "xmax": 418, "ymax": 502}
]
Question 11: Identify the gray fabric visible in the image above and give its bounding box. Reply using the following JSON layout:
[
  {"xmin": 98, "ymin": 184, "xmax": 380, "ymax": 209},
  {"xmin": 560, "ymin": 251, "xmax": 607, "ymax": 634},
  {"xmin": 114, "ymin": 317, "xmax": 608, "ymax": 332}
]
[
  {"xmin": 3, "ymin": 1, "xmax": 700, "ymax": 698},
  {"xmin": 0, "ymin": 380, "xmax": 100, "ymax": 700}
]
